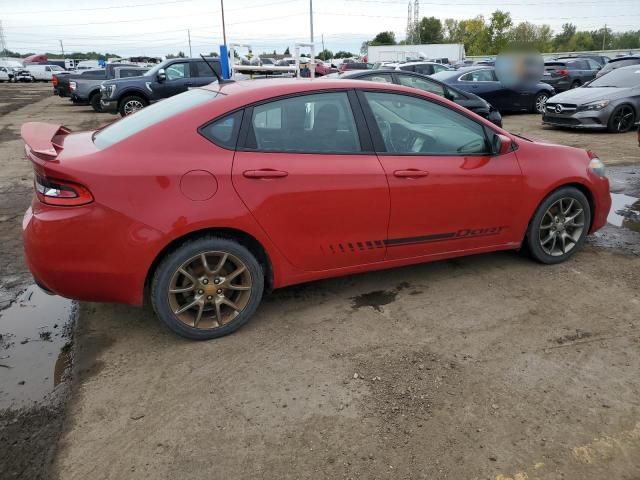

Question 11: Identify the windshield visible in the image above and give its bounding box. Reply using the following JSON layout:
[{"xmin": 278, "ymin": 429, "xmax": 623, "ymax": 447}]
[
  {"xmin": 588, "ymin": 67, "xmax": 640, "ymax": 88},
  {"xmin": 93, "ymin": 89, "xmax": 218, "ymax": 149}
]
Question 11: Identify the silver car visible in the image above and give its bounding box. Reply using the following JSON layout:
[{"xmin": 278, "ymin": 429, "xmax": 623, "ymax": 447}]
[{"xmin": 542, "ymin": 65, "xmax": 640, "ymax": 133}]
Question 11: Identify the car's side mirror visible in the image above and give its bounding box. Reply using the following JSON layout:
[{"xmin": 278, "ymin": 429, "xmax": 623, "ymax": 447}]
[
  {"xmin": 492, "ymin": 133, "xmax": 512, "ymax": 155},
  {"xmin": 157, "ymin": 68, "xmax": 166, "ymax": 82}
]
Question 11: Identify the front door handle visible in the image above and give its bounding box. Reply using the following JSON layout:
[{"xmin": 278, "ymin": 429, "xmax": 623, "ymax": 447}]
[
  {"xmin": 243, "ymin": 169, "xmax": 289, "ymax": 179},
  {"xmin": 393, "ymin": 169, "xmax": 429, "ymax": 178}
]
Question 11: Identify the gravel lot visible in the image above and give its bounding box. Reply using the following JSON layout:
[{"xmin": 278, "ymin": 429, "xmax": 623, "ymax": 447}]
[{"xmin": 1, "ymin": 83, "xmax": 639, "ymax": 480}]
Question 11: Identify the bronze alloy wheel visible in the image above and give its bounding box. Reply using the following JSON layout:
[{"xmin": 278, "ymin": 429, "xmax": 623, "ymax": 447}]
[
  {"xmin": 538, "ymin": 197, "xmax": 585, "ymax": 257},
  {"xmin": 167, "ymin": 251, "xmax": 252, "ymax": 329}
]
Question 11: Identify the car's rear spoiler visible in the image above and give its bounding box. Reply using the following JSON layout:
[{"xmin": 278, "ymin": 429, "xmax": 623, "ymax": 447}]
[{"xmin": 21, "ymin": 122, "xmax": 71, "ymax": 158}]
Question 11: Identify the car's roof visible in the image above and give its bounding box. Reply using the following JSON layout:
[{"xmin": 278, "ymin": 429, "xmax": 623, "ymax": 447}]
[
  {"xmin": 609, "ymin": 55, "xmax": 640, "ymax": 63},
  {"xmin": 202, "ymin": 77, "xmax": 439, "ymax": 102}
]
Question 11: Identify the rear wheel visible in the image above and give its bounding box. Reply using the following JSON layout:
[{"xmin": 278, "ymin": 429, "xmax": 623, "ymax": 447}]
[
  {"xmin": 89, "ymin": 92, "xmax": 102, "ymax": 112},
  {"xmin": 119, "ymin": 95, "xmax": 147, "ymax": 116},
  {"xmin": 526, "ymin": 187, "xmax": 591, "ymax": 264},
  {"xmin": 532, "ymin": 92, "xmax": 549, "ymax": 113},
  {"xmin": 151, "ymin": 237, "xmax": 264, "ymax": 340},
  {"xmin": 607, "ymin": 104, "xmax": 635, "ymax": 133}
]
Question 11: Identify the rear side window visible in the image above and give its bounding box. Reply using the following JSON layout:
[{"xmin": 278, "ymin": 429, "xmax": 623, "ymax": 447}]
[
  {"xmin": 246, "ymin": 92, "xmax": 361, "ymax": 153},
  {"xmin": 413, "ymin": 64, "xmax": 434, "ymax": 75},
  {"xmin": 397, "ymin": 74, "xmax": 445, "ymax": 96},
  {"xmin": 194, "ymin": 61, "xmax": 221, "ymax": 78},
  {"xmin": 399, "ymin": 65, "xmax": 415, "ymax": 72},
  {"xmin": 460, "ymin": 70, "xmax": 496, "ymax": 81},
  {"xmin": 360, "ymin": 73, "xmax": 393, "ymax": 83},
  {"xmin": 119, "ymin": 69, "xmax": 144, "ymax": 78},
  {"xmin": 200, "ymin": 110, "xmax": 243, "ymax": 149},
  {"xmin": 93, "ymin": 89, "xmax": 218, "ymax": 149}
]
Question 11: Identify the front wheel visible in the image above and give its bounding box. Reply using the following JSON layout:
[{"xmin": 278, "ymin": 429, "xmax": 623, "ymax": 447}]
[
  {"xmin": 118, "ymin": 95, "xmax": 147, "ymax": 116},
  {"xmin": 526, "ymin": 187, "xmax": 591, "ymax": 264},
  {"xmin": 607, "ymin": 104, "xmax": 635, "ymax": 133},
  {"xmin": 532, "ymin": 92, "xmax": 549, "ymax": 114},
  {"xmin": 151, "ymin": 237, "xmax": 265, "ymax": 340}
]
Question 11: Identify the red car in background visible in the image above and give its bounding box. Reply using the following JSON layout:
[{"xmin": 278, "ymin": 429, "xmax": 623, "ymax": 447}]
[{"xmin": 22, "ymin": 79, "xmax": 610, "ymax": 340}]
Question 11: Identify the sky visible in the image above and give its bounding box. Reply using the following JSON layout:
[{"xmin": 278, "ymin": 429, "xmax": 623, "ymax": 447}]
[{"xmin": 1, "ymin": 0, "xmax": 639, "ymax": 58}]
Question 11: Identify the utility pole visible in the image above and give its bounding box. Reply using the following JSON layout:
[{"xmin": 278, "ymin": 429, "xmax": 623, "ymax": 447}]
[
  {"xmin": 602, "ymin": 24, "xmax": 607, "ymax": 50},
  {"xmin": 220, "ymin": 0, "xmax": 227, "ymax": 46},
  {"xmin": 59, "ymin": 39, "xmax": 65, "ymax": 57},
  {"xmin": 187, "ymin": 29, "xmax": 192, "ymax": 57},
  {"xmin": 0, "ymin": 20, "xmax": 7, "ymax": 55},
  {"xmin": 309, "ymin": 0, "xmax": 314, "ymax": 43},
  {"xmin": 321, "ymin": 33, "xmax": 324, "ymax": 53}
]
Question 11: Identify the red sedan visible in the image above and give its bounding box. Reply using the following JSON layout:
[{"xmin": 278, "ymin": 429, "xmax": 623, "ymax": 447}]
[{"xmin": 22, "ymin": 79, "xmax": 611, "ymax": 340}]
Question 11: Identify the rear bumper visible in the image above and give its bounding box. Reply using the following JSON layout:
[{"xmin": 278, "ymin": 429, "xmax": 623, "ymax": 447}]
[{"xmin": 23, "ymin": 200, "xmax": 163, "ymax": 306}]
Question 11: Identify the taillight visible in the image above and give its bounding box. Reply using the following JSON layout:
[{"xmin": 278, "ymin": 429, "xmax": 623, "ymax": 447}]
[
  {"xmin": 34, "ymin": 174, "xmax": 93, "ymax": 206},
  {"xmin": 52, "ymin": 76, "xmax": 58, "ymax": 86},
  {"xmin": 556, "ymin": 69, "xmax": 569, "ymax": 76}
]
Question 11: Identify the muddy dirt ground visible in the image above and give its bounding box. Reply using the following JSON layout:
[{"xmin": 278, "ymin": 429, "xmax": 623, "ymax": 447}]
[{"xmin": 1, "ymin": 83, "xmax": 640, "ymax": 480}]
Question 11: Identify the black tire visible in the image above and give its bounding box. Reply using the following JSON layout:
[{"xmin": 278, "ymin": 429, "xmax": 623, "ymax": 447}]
[
  {"xmin": 151, "ymin": 236, "xmax": 264, "ymax": 340},
  {"xmin": 607, "ymin": 104, "xmax": 636, "ymax": 133},
  {"xmin": 570, "ymin": 80, "xmax": 581, "ymax": 89},
  {"xmin": 89, "ymin": 92, "xmax": 103, "ymax": 112},
  {"xmin": 532, "ymin": 91, "xmax": 549, "ymax": 114},
  {"xmin": 118, "ymin": 95, "xmax": 148, "ymax": 117},
  {"xmin": 526, "ymin": 187, "xmax": 591, "ymax": 265}
]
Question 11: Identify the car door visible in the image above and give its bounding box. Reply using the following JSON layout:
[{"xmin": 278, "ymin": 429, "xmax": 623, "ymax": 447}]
[
  {"xmin": 232, "ymin": 90, "xmax": 390, "ymax": 271},
  {"xmin": 458, "ymin": 70, "xmax": 506, "ymax": 110},
  {"xmin": 585, "ymin": 59, "xmax": 601, "ymax": 82},
  {"xmin": 358, "ymin": 90, "xmax": 523, "ymax": 260},
  {"xmin": 191, "ymin": 60, "xmax": 221, "ymax": 87},
  {"xmin": 155, "ymin": 61, "xmax": 191, "ymax": 98}
]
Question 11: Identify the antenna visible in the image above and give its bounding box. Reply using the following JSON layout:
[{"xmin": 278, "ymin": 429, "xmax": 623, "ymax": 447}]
[{"xmin": 199, "ymin": 53, "xmax": 232, "ymax": 84}]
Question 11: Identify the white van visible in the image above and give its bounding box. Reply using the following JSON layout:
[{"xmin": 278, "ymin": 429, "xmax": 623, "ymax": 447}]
[{"xmin": 25, "ymin": 64, "xmax": 66, "ymax": 81}]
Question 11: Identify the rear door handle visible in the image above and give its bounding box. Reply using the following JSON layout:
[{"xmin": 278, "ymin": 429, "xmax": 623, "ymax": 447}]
[
  {"xmin": 243, "ymin": 169, "xmax": 289, "ymax": 179},
  {"xmin": 394, "ymin": 169, "xmax": 429, "ymax": 178}
]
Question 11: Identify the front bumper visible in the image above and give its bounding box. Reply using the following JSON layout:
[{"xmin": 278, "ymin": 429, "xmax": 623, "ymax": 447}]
[
  {"xmin": 100, "ymin": 98, "xmax": 118, "ymax": 114},
  {"xmin": 542, "ymin": 104, "xmax": 612, "ymax": 130}
]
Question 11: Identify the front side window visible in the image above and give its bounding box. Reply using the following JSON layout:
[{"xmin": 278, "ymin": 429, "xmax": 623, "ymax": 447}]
[
  {"xmin": 363, "ymin": 91, "xmax": 490, "ymax": 155},
  {"xmin": 247, "ymin": 92, "xmax": 361, "ymax": 153},
  {"xmin": 459, "ymin": 69, "xmax": 497, "ymax": 82},
  {"xmin": 165, "ymin": 62, "xmax": 188, "ymax": 80},
  {"xmin": 397, "ymin": 74, "xmax": 445, "ymax": 96},
  {"xmin": 586, "ymin": 59, "xmax": 601, "ymax": 70}
]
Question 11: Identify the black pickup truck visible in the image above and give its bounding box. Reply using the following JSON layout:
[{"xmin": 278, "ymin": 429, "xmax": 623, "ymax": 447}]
[{"xmin": 100, "ymin": 57, "xmax": 222, "ymax": 116}]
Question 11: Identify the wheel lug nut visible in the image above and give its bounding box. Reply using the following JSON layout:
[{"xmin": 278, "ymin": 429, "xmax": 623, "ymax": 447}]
[
  {"xmin": 202, "ymin": 279, "xmax": 208, "ymax": 284},
  {"xmin": 217, "ymin": 289, "xmax": 222, "ymax": 294},
  {"xmin": 207, "ymin": 295, "xmax": 213, "ymax": 300},
  {"xmin": 197, "ymin": 289, "xmax": 204, "ymax": 294},
  {"xmin": 214, "ymin": 279, "xmax": 220, "ymax": 284}
]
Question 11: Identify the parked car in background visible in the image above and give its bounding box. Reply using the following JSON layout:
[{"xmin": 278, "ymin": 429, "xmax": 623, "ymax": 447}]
[
  {"xmin": 541, "ymin": 58, "xmax": 602, "ymax": 91},
  {"xmin": 14, "ymin": 69, "xmax": 33, "ymax": 82},
  {"xmin": 101, "ymin": 57, "xmax": 222, "ymax": 116},
  {"xmin": 315, "ymin": 62, "xmax": 338, "ymax": 76},
  {"xmin": 383, "ymin": 61, "xmax": 450, "ymax": 76},
  {"xmin": 0, "ymin": 66, "xmax": 13, "ymax": 82},
  {"xmin": 595, "ymin": 56, "xmax": 640, "ymax": 79},
  {"xmin": 432, "ymin": 66, "xmax": 555, "ymax": 113},
  {"xmin": 53, "ymin": 69, "xmax": 104, "ymax": 98},
  {"xmin": 543, "ymin": 65, "xmax": 640, "ymax": 133},
  {"xmin": 331, "ymin": 69, "xmax": 502, "ymax": 126},
  {"xmin": 21, "ymin": 78, "xmax": 611, "ymax": 340},
  {"xmin": 71, "ymin": 65, "xmax": 148, "ymax": 111},
  {"xmin": 25, "ymin": 64, "xmax": 66, "ymax": 81},
  {"xmin": 556, "ymin": 54, "xmax": 609, "ymax": 67},
  {"xmin": 339, "ymin": 62, "xmax": 373, "ymax": 72}
]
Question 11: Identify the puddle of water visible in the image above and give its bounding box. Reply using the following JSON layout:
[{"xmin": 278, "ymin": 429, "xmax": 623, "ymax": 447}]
[
  {"xmin": 351, "ymin": 290, "xmax": 398, "ymax": 312},
  {"xmin": 0, "ymin": 285, "xmax": 76, "ymax": 410},
  {"xmin": 608, "ymin": 193, "xmax": 640, "ymax": 233}
]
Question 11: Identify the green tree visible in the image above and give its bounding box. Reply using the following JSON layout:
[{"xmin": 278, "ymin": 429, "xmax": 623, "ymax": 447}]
[
  {"xmin": 284, "ymin": 46, "xmax": 290, "ymax": 55},
  {"xmin": 553, "ymin": 23, "xmax": 576, "ymax": 51},
  {"xmin": 443, "ymin": 18, "xmax": 465, "ymax": 43},
  {"xmin": 334, "ymin": 50, "xmax": 354, "ymax": 58},
  {"xmin": 462, "ymin": 16, "xmax": 490, "ymax": 56},
  {"xmin": 371, "ymin": 31, "xmax": 396, "ymax": 45},
  {"xmin": 316, "ymin": 49, "xmax": 333, "ymax": 61},
  {"xmin": 488, "ymin": 10, "xmax": 512, "ymax": 54},
  {"xmin": 417, "ymin": 16, "xmax": 443, "ymax": 43}
]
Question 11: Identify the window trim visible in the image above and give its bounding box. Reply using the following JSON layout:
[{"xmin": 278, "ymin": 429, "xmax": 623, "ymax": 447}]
[
  {"xmin": 356, "ymin": 89, "xmax": 499, "ymax": 157},
  {"xmin": 457, "ymin": 69, "xmax": 498, "ymax": 83},
  {"xmin": 235, "ymin": 89, "xmax": 374, "ymax": 155}
]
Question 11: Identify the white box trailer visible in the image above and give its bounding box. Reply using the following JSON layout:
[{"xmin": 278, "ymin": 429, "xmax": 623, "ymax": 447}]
[{"xmin": 367, "ymin": 44, "xmax": 465, "ymax": 63}]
